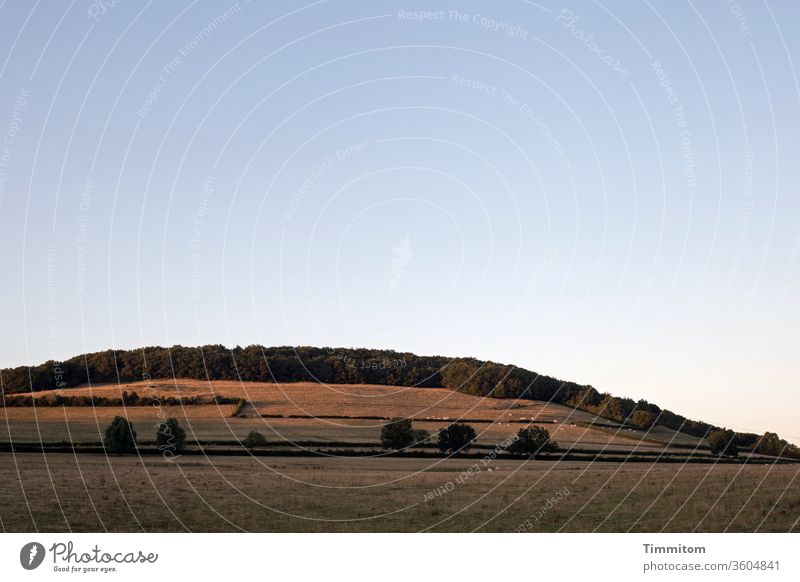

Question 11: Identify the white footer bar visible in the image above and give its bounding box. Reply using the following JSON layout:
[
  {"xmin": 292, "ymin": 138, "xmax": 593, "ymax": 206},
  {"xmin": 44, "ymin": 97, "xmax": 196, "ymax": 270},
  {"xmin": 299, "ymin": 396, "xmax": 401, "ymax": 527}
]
[{"xmin": 1, "ymin": 533, "xmax": 796, "ymax": 580}]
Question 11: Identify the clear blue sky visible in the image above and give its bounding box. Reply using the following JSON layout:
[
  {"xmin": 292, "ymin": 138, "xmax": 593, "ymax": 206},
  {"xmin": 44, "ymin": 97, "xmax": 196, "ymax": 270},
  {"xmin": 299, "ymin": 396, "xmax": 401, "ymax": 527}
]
[{"xmin": 1, "ymin": 1, "xmax": 798, "ymax": 441}]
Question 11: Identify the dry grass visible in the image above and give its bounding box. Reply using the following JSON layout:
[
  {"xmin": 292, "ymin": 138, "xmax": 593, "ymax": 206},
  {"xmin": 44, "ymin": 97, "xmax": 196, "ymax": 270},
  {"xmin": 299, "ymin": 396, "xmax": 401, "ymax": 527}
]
[
  {"xmin": 0, "ymin": 406, "xmax": 650, "ymax": 448},
  {"xmin": 4, "ymin": 380, "xmax": 705, "ymax": 452},
  {"xmin": 1, "ymin": 453, "xmax": 796, "ymax": 532},
  {"xmin": 26, "ymin": 379, "xmax": 612, "ymax": 424},
  {"xmin": 2, "ymin": 382, "xmax": 786, "ymax": 533}
]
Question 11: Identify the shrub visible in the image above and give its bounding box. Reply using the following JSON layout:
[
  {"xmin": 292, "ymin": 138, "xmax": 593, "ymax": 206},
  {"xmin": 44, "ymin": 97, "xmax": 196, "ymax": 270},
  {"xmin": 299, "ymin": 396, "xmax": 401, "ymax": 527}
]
[
  {"xmin": 121, "ymin": 390, "xmax": 140, "ymax": 405},
  {"xmin": 508, "ymin": 426, "xmax": 557, "ymax": 455},
  {"xmin": 104, "ymin": 416, "xmax": 137, "ymax": 453},
  {"xmin": 708, "ymin": 429, "xmax": 738, "ymax": 457},
  {"xmin": 156, "ymin": 417, "xmax": 187, "ymax": 454},
  {"xmin": 380, "ymin": 417, "xmax": 414, "ymax": 450},
  {"xmin": 437, "ymin": 423, "xmax": 477, "ymax": 453},
  {"xmin": 242, "ymin": 431, "xmax": 267, "ymax": 448}
]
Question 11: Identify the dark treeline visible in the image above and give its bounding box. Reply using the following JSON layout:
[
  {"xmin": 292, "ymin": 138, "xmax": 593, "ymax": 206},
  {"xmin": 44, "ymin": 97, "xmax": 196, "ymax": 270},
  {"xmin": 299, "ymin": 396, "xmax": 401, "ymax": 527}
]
[
  {"xmin": 0, "ymin": 345, "xmax": 445, "ymax": 393},
  {"xmin": 0, "ymin": 344, "xmax": 786, "ymax": 453},
  {"xmin": 1, "ymin": 390, "xmax": 239, "ymax": 408}
]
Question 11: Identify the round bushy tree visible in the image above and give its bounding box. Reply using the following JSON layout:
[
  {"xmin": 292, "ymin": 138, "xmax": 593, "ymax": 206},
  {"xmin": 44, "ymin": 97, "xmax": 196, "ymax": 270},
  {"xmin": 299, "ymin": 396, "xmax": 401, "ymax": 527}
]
[
  {"xmin": 156, "ymin": 417, "xmax": 186, "ymax": 454},
  {"xmin": 437, "ymin": 423, "xmax": 477, "ymax": 453},
  {"xmin": 508, "ymin": 426, "xmax": 557, "ymax": 455},
  {"xmin": 104, "ymin": 416, "xmax": 137, "ymax": 454},
  {"xmin": 380, "ymin": 418, "xmax": 414, "ymax": 450},
  {"xmin": 755, "ymin": 432, "xmax": 784, "ymax": 457}
]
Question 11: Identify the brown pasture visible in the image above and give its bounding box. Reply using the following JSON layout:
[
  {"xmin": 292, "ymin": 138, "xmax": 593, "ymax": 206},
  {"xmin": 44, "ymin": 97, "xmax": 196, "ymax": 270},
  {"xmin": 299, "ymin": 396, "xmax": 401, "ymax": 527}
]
[
  {"xmin": 2, "ymin": 380, "xmax": 704, "ymax": 451},
  {"xmin": 1, "ymin": 453, "xmax": 796, "ymax": 532}
]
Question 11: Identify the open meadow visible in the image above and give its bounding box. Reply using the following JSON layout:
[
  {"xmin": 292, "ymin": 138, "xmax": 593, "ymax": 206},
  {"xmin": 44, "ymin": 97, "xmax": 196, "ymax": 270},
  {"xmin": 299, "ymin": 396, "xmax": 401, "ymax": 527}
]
[
  {"xmin": 2, "ymin": 380, "xmax": 704, "ymax": 452},
  {"xmin": 2, "ymin": 379, "xmax": 796, "ymax": 533},
  {"xmin": 1, "ymin": 453, "xmax": 797, "ymax": 532}
]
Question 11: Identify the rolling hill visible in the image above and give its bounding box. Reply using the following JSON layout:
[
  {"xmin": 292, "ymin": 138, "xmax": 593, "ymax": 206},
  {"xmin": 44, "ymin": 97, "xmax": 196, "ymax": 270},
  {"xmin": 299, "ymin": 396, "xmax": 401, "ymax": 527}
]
[{"xmin": 1, "ymin": 345, "xmax": 797, "ymax": 458}]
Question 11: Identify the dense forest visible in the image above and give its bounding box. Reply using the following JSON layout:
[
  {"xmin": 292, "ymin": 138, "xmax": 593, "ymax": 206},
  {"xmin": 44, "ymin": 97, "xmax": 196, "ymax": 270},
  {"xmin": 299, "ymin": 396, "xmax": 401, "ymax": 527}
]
[{"xmin": 0, "ymin": 344, "xmax": 795, "ymax": 456}]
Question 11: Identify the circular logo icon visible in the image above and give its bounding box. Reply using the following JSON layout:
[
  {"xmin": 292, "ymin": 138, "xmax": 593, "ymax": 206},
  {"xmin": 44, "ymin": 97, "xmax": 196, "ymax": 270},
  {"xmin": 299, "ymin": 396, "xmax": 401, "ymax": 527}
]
[{"xmin": 20, "ymin": 542, "xmax": 46, "ymax": 570}]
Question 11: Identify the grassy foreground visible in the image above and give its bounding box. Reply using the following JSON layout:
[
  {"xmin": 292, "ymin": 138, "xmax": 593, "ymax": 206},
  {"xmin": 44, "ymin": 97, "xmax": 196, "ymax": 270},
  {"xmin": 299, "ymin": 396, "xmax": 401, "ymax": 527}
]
[{"xmin": 1, "ymin": 453, "xmax": 797, "ymax": 532}]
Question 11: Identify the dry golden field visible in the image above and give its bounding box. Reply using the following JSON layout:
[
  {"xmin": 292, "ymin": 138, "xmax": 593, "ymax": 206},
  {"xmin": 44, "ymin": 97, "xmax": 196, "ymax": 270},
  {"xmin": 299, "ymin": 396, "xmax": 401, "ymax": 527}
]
[
  {"xmin": 28, "ymin": 379, "xmax": 610, "ymax": 423},
  {"xmin": 1, "ymin": 453, "xmax": 797, "ymax": 532},
  {"xmin": 2, "ymin": 381, "xmax": 794, "ymax": 532},
  {"xmin": 3, "ymin": 380, "xmax": 704, "ymax": 452},
  {"xmin": 2, "ymin": 406, "xmax": 686, "ymax": 451}
]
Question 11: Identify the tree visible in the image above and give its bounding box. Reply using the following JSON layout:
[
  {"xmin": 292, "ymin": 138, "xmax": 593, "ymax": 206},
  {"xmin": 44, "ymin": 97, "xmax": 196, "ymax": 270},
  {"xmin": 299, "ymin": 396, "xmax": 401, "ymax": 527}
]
[
  {"xmin": 508, "ymin": 426, "xmax": 557, "ymax": 455},
  {"xmin": 380, "ymin": 417, "xmax": 414, "ymax": 450},
  {"xmin": 156, "ymin": 417, "xmax": 186, "ymax": 453},
  {"xmin": 708, "ymin": 429, "xmax": 738, "ymax": 457},
  {"xmin": 754, "ymin": 432, "xmax": 789, "ymax": 457},
  {"xmin": 598, "ymin": 396, "xmax": 627, "ymax": 423},
  {"xmin": 104, "ymin": 416, "xmax": 137, "ymax": 453},
  {"xmin": 412, "ymin": 429, "xmax": 430, "ymax": 445},
  {"xmin": 437, "ymin": 423, "xmax": 477, "ymax": 453},
  {"xmin": 631, "ymin": 410, "xmax": 657, "ymax": 430},
  {"xmin": 243, "ymin": 431, "xmax": 267, "ymax": 448}
]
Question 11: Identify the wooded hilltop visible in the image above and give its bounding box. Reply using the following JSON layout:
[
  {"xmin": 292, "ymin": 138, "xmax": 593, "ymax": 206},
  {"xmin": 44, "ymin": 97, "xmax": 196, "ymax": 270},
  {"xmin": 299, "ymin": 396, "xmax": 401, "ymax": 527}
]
[{"xmin": 1, "ymin": 344, "xmax": 796, "ymax": 457}]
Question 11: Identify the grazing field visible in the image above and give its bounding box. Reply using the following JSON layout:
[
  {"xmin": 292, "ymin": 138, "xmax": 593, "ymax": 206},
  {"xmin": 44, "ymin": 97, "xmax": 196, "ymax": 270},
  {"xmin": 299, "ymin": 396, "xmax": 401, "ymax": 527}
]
[
  {"xmin": 2, "ymin": 380, "xmax": 705, "ymax": 453},
  {"xmin": 1, "ymin": 453, "xmax": 797, "ymax": 532}
]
